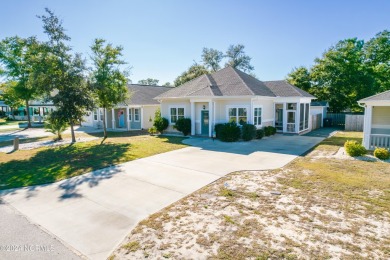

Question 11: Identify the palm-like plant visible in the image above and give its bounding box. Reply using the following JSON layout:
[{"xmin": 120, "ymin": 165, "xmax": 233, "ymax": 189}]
[{"xmin": 44, "ymin": 111, "xmax": 68, "ymax": 141}]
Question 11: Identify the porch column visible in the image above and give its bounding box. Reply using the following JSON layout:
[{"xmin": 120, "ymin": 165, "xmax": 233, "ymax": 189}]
[
  {"xmin": 126, "ymin": 106, "xmax": 130, "ymax": 130},
  {"xmin": 296, "ymin": 103, "xmax": 300, "ymax": 133},
  {"xmin": 105, "ymin": 109, "xmax": 108, "ymax": 129},
  {"xmin": 140, "ymin": 107, "xmax": 144, "ymax": 129},
  {"xmin": 209, "ymin": 101, "xmax": 213, "ymax": 137},
  {"xmin": 112, "ymin": 109, "xmax": 116, "ymax": 129},
  {"xmin": 363, "ymin": 105, "xmax": 372, "ymax": 149},
  {"xmin": 191, "ymin": 101, "xmax": 195, "ymax": 135}
]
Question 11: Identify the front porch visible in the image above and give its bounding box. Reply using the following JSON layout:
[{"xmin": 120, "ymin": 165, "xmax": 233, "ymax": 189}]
[{"xmin": 363, "ymin": 105, "xmax": 390, "ymax": 149}]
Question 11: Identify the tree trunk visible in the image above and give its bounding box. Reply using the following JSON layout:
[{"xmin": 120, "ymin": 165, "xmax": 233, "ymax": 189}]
[
  {"xmin": 70, "ymin": 122, "xmax": 76, "ymax": 143},
  {"xmin": 26, "ymin": 100, "xmax": 31, "ymax": 128},
  {"xmin": 103, "ymin": 108, "xmax": 107, "ymax": 139},
  {"xmin": 10, "ymin": 107, "xmax": 15, "ymax": 120}
]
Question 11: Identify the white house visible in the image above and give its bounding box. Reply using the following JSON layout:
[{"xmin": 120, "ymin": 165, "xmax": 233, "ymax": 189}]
[
  {"xmin": 358, "ymin": 90, "xmax": 390, "ymax": 149},
  {"xmin": 82, "ymin": 84, "xmax": 170, "ymax": 130},
  {"xmin": 310, "ymin": 101, "xmax": 329, "ymax": 127},
  {"xmin": 155, "ymin": 66, "xmax": 316, "ymax": 136}
]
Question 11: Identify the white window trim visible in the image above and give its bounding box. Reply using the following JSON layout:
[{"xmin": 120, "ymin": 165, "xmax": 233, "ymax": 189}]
[
  {"xmin": 169, "ymin": 106, "xmax": 185, "ymax": 125},
  {"xmin": 128, "ymin": 108, "xmax": 132, "ymax": 121},
  {"xmin": 134, "ymin": 108, "xmax": 140, "ymax": 122},
  {"xmin": 253, "ymin": 106, "xmax": 263, "ymax": 127},
  {"xmin": 93, "ymin": 109, "xmax": 98, "ymax": 121},
  {"xmin": 99, "ymin": 108, "xmax": 104, "ymax": 121},
  {"xmin": 226, "ymin": 105, "xmax": 250, "ymax": 124}
]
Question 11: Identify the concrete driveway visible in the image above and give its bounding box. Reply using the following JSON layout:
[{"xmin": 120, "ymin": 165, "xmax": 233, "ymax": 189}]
[{"xmin": 0, "ymin": 134, "xmax": 324, "ymax": 259}]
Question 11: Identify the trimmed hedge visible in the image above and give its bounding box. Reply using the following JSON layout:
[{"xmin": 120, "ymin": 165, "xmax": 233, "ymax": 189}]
[
  {"xmin": 241, "ymin": 123, "xmax": 256, "ymax": 141},
  {"xmin": 256, "ymin": 129, "xmax": 264, "ymax": 139},
  {"xmin": 218, "ymin": 122, "xmax": 241, "ymax": 142},
  {"xmin": 174, "ymin": 118, "xmax": 191, "ymax": 136},
  {"xmin": 374, "ymin": 147, "xmax": 390, "ymax": 160},
  {"xmin": 344, "ymin": 140, "xmax": 367, "ymax": 157},
  {"xmin": 214, "ymin": 123, "xmax": 224, "ymax": 139},
  {"xmin": 264, "ymin": 126, "xmax": 276, "ymax": 136}
]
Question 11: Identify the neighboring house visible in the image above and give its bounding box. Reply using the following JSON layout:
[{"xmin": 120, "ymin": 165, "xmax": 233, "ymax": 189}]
[
  {"xmin": 310, "ymin": 101, "xmax": 329, "ymax": 127},
  {"xmin": 82, "ymin": 84, "xmax": 170, "ymax": 130},
  {"xmin": 0, "ymin": 101, "xmax": 10, "ymax": 115},
  {"xmin": 358, "ymin": 90, "xmax": 390, "ymax": 149},
  {"xmin": 155, "ymin": 66, "xmax": 315, "ymax": 137}
]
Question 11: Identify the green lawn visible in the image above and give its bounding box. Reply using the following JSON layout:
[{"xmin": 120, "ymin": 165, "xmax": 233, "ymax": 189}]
[
  {"xmin": 0, "ymin": 118, "xmax": 27, "ymax": 126},
  {"xmin": 0, "ymin": 132, "xmax": 187, "ymax": 190}
]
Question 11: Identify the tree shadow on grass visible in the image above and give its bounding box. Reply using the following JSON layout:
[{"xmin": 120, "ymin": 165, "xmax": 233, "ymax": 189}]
[{"xmin": 0, "ymin": 142, "xmax": 131, "ymax": 199}]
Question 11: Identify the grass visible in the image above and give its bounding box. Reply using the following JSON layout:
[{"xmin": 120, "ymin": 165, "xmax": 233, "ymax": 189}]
[
  {"xmin": 277, "ymin": 131, "xmax": 390, "ymax": 215},
  {"xmin": 0, "ymin": 118, "xmax": 27, "ymax": 126},
  {"xmin": 0, "ymin": 131, "xmax": 187, "ymax": 190},
  {"xmin": 114, "ymin": 131, "xmax": 390, "ymax": 259}
]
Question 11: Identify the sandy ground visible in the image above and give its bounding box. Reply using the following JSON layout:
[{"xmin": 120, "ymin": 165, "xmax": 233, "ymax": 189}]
[{"xmin": 113, "ymin": 148, "xmax": 390, "ymax": 260}]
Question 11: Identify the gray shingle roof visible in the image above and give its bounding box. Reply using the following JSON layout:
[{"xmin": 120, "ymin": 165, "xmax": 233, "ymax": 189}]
[
  {"xmin": 263, "ymin": 80, "xmax": 315, "ymax": 98},
  {"xmin": 126, "ymin": 84, "xmax": 171, "ymax": 105},
  {"xmin": 156, "ymin": 66, "xmax": 314, "ymax": 99},
  {"xmin": 359, "ymin": 90, "xmax": 390, "ymax": 102}
]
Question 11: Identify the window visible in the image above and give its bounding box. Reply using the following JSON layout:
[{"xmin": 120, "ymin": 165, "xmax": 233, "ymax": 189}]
[
  {"xmin": 228, "ymin": 107, "xmax": 247, "ymax": 125},
  {"xmin": 300, "ymin": 103, "xmax": 304, "ymax": 131},
  {"xmin": 128, "ymin": 109, "xmax": 132, "ymax": 121},
  {"xmin": 287, "ymin": 103, "xmax": 297, "ymax": 110},
  {"xmin": 253, "ymin": 107, "xmax": 262, "ymax": 126},
  {"xmin": 99, "ymin": 108, "xmax": 103, "ymax": 121},
  {"xmin": 134, "ymin": 108, "xmax": 140, "ymax": 122},
  {"xmin": 305, "ymin": 103, "xmax": 309, "ymax": 129},
  {"xmin": 93, "ymin": 109, "xmax": 98, "ymax": 121},
  {"xmin": 170, "ymin": 107, "xmax": 184, "ymax": 123}
]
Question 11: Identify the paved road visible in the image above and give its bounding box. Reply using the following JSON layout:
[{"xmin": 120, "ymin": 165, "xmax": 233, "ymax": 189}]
[
  {"xmin": 0, "ymin": 134, "xmax": 324, "ymax": 259},
  {"xmin": 0, "ymin": 201, "xmax": 81, "ymax": 260}
]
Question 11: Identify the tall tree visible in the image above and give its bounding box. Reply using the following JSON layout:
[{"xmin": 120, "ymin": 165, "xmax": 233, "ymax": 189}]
[
  {"xmin": 286, "ymin": 66, "xmax": 312, "ymax": 92},
  {"xmin": 90, "ymin": 38, "xmax": 129, "ymax": 139},
  {"xmin": 138, "ymin": 78, "xmax": 159, "ymax": 86},
  {"xmin": 364, "ymin": 30, "xmax": 390, "ymax": 93},
  {"xmin": 311, "ymin": 38, "xmax": 374, "ymax": 112},
  {"xmin": 37, "ymin": 8, "xmax": 94, "ymax": 142},
  {"xmin": 202, "ymin": 48, "xmax": 224, "ymax": 72},
  {"xmin": 225, "ymin": 44, "xmax": 254, "ymax": 72},
  {"xmin": 162, "ymin": 82, "xmax": 172, "ymax": 87},
  {"xmin": 0, "ymin": 36, "xmax": 42, "ymax": 127},
  {"xmin": 174, "ymin": 63, "xmax": 209, "ymax": 86},
  {"xmin": 0, "ymin": 81, "xmax": 24, "ymax": 119}
]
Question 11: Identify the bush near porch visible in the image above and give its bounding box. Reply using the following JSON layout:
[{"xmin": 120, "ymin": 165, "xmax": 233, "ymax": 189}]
[{"xmin": 215, "ymin": 123, "xmax": 276, "ymax": 142}]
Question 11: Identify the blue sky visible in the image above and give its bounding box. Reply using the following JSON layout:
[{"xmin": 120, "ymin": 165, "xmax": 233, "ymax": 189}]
[{"xmin": 1, "ymin": 0, "xmax": 389, "ymax": 84}]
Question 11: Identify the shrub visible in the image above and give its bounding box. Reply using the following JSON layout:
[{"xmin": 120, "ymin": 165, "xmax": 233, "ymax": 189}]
[
  {"xmin": 44, "ymin": 111, "xmax": 68, "ymax": 141},
  {"xmin": 264, "ymin": 126, "xmax": 272, "ymax": 136},
  {"xmin": 256, "ymin": 129, "xmax": 264, "ymax": 139},
  {"xmin": 174, "ymin": 118, "xmax": 191, "ymax": 136},
  {"xmin": 153, "ymin": 108, "xmax": 169, "ymax": 134},
  {"xmin": 148, "ymin": 126, "xmax": 157, "ymax": 135},
  {"xmin": 0, "ymin": 111, "xmax": 5, "ymax": 118},
  {"xmin": 241, "ymin": 123, "xmax": 256, "ymax": 141},
  {"xmin": 270, "ymin": 126, "xmax": 277, "ymax": 135},
  {"xmin": 219, "ymin": 122, "xmax": 241, "ymax": 142},
  {"xmin": 374, "ymin": 147, "xmax": 390, "ymax": 160},
  {"xmin": 214, "ymin": 123, "xmax": 224, "ymax": 139},
  {"xmin": 344, "ymin": 140, "xmax": 367, "ymax": 157}
]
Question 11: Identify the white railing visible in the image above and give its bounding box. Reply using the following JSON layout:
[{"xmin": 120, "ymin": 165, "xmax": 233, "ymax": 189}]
[{"xmin": 370, "ymin": 134, "xmax": 390, "ymax": 149}]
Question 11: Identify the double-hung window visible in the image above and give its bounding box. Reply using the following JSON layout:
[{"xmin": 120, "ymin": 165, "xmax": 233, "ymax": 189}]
[
  {"xmin": 253, "ymin": 107, "xmax": 262, "ymax": 126},
  {"xmin": 134, "ymin": 108, "xmax": 140, "ymax": 122},
  {"xmin": 170, "ymin": 107, "xmax": 184, "ymax": 123},
  {"xmin": 93, "ymin": 109, "xmax": 98, "ymax": 121},
  {"xmin": 228, "ymin": 107, "xmax": 247, "ymax": 125},
  {"xmin": 128, "ymin": 109, "xmax": 132, "ymax": 121},
  {"xmin": 99, "ymin": 108, "xmax": 104, "ymax": 121}
]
